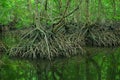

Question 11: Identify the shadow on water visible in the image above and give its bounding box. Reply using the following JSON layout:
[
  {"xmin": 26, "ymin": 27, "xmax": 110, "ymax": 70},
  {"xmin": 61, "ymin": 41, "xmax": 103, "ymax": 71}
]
[{"xmin": 0, "ymin": 47, "xmax": 120, "ymax": 80}]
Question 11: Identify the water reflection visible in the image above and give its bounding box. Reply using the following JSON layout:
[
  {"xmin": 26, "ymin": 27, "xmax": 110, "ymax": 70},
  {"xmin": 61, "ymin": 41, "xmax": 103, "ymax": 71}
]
[
  {"xmin": 0, "ymin": 48, "xmax": 120, "ymax": 80},
  {"xmin": 0, "ymin": 59, "xmax": 37, "ymax": 80}
]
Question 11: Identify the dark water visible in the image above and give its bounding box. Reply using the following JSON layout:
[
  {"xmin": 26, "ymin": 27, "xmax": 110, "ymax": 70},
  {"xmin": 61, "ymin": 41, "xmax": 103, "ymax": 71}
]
[{"xmin": 0, "ymin": 47, "xmax": 120, "ymax": 80}]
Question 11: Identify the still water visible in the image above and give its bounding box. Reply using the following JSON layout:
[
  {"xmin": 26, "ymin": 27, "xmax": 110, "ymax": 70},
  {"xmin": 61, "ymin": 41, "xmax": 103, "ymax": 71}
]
[{"xmin": 0, "ymin": 47, "xmax": 120, "ymax": 80}]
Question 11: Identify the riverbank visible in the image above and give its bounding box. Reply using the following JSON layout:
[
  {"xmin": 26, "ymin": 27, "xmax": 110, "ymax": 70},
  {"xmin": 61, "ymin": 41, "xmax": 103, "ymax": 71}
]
[{"xmin": 0, "ymin": 21, "xmax": 120, "ymax": 59}]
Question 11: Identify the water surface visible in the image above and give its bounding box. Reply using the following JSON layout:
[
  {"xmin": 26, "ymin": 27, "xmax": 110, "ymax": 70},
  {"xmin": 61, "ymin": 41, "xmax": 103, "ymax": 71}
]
[{"xmin": 0, "ymin": 47, "xmax": 120, "ymax": 80}]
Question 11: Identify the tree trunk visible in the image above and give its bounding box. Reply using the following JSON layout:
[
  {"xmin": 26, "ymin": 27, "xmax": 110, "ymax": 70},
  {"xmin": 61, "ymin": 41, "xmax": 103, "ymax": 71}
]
[
  {"xmin": 112, "ymin": 0, "xmax": 116, "ymax": 19},
  {"xmin": 85, "ymin": 0, "xmax": 90, "ymax": 24},
  {"xmin": 34, "ymin": 0, "xmax": 41, "ymax": 29},
  {"xmin": 97, "ymin": 0, "xmax": 102, "ymax": 21}
]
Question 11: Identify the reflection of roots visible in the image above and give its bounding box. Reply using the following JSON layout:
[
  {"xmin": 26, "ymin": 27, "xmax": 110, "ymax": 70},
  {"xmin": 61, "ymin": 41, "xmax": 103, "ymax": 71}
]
[{"xmin": 9, "ymin": 28, "xmax": 84, "ymax": 60}]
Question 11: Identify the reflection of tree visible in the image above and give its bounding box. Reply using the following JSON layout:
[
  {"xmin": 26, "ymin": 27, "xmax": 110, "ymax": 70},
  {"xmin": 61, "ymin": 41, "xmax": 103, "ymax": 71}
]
[
  {"xmin": 89, "ymin": 58, "xmax": 101, "ymax": 80},
  {"xmin": 31, "ymin": 50, "xmax": 120, "ymax": 80},
  {"xmin": 85, "ymin": 57, "xmax": 90, "ymax": 80},
  {"xmin": 85, "ymin": 53, "xmax": 101, "ymax": 80},
  {"xmin": 106, "ymin": 53, "xmax": 117, "ymax": 80},
  {"xmin": 51, "ymin": 64, "xmax": 64, "ymax": 80},
  {"xmin": 32, "ymin": 60, "xmax": 67, "ymax": 80},
  {"xmin": 32, "ymin": 61, "xmax": 50, "ymax": 80},
  {"xmin": 47, "ymin": 60, "xmax": 68, "ymax": 80}
]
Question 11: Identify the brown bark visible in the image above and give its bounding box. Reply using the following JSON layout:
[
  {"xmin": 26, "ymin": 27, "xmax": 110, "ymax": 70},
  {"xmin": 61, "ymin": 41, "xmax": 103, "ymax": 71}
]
[
  {"xmin": 27, "ymin": 0, "xmax": 32, "ymax": 11},
  {"xmin": 85, "ymin": 0, "xmax": 90, "ymax": 24},
  {"xmin": 45, "ymin": 0, "xmax": 48, "ymax": 11},
  {"xmin": 97, "ymin": 0, "xmax": 102, "ymax": 21},
  {"xmin": 52, "ymin": 0, "xmax": 71, "ymax": 33},
  {"xmin": 112, "ymin": 0, "xmax": 116, "ymax": 19},
  {"xmin": 34, "ymin": 0, "xmax": 41, "ymax": 28}
]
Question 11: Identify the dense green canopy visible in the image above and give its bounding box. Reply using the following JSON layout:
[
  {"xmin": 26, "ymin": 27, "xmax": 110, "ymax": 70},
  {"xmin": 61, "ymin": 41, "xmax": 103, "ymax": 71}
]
[{"xmin": 0, "ymin": 0, "xmax": 120, "ymax": 28}]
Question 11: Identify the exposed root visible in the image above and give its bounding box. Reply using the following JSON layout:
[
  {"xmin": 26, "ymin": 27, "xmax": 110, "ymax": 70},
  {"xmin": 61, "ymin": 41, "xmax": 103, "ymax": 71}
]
[
  {"xmin": 81, "ymin": 23, "xmax": 120, "ymax": 47},
  {"xmin": 8, "ymin": 21, "xmax": 120, "ymax": 60},
  {"xmin": 9, "ymin": 27, "xmax": 84, "ymax": 60}
]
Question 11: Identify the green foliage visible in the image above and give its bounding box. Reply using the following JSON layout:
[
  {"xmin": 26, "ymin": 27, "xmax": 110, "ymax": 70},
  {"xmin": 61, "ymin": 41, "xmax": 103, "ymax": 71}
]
[
  {"xmin": 0, "ymin": 0, "xmax": 120, "ymax": 52},
  {"xmin": 2, "ymin": 34, "xmax": 20, "ymax": 49},
  {"xmin": 0, "ymin": 0, "xmax": 120, "ymax": 27},
  {"xmin": 0, "ymin": 0, "xmax": 120, "ymax": 80}
]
